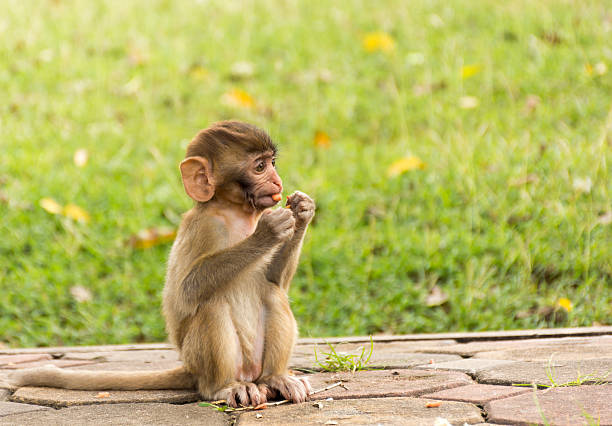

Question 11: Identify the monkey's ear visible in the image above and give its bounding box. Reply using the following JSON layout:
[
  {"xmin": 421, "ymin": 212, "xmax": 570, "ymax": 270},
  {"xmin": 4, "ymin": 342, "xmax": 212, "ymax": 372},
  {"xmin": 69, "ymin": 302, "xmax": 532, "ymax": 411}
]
[{"xmin": 180, "ymin": 156, "xmax": 215, "ymax": 202}]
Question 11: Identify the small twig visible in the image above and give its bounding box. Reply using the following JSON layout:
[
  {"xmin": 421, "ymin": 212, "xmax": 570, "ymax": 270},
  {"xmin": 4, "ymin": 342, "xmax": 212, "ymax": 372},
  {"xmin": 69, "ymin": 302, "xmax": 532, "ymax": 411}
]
[
  {"xmin": 264, "ymin": 399, "xmax": 290, "ymax": 407},
  {"xmin": 226, "ymin": 405, "xmax": 254, "ymax": 412},
  {"xmin": 311, "ymin": 381, "xmax": 344, "ymax": 396},
  {"xmin": 264, "ymin": 381, "xmax": 344, "ymax": 408}
]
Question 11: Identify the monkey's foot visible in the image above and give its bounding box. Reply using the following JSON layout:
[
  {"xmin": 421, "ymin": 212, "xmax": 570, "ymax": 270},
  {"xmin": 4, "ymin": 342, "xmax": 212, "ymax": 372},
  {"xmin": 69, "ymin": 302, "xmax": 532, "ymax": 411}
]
[
  {"xmin": 257, "ymin": 374, "xmax": 312, "ymax": 404},
  {"xmin": 215, "ymin": 382, "xmax": 269, "ymax": 408}
]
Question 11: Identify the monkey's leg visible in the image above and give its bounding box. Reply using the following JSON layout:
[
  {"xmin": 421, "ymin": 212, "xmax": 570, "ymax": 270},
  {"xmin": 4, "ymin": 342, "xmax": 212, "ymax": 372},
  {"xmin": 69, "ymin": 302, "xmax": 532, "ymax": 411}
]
[
  {"xmin": 257, "ymin": 290, "xmax": 312, "ymax": 403},
  {"xmin": 181, "ymin": 304, "xmax": 267, "ymax": 407}
]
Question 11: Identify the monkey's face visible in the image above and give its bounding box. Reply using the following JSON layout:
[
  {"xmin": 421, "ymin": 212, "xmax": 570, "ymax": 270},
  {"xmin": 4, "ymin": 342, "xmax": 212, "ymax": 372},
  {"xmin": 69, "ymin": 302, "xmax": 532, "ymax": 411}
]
[
  {"xmin": 214, "ymin": 150, "xmax": 282, "ymax": 211},
  {"xmin": 239, "ymin": 151, "xmax": 283, "ymax": 210}
]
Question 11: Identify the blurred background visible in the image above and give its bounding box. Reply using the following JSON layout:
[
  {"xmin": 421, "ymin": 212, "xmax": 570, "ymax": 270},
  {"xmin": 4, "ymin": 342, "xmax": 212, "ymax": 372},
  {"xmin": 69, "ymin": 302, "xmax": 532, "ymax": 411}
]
[{"xmin": 1, "ymin": 0, "xmax": 610, "ymax": 348}]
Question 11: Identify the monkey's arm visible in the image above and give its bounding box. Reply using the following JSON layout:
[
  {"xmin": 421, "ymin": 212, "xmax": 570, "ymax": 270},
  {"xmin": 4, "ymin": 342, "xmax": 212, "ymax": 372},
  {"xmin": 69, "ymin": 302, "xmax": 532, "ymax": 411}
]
[
  {"xmin": 266, "ymin": 191, "xmax": 315, "ymax": 291},
  {"xmin": 266, "ymin": 227, "xmax": 307, "ymax": 291},
  {"xmin": 180, "ymin": 209, "xmax": 294, "ymax": 307}
]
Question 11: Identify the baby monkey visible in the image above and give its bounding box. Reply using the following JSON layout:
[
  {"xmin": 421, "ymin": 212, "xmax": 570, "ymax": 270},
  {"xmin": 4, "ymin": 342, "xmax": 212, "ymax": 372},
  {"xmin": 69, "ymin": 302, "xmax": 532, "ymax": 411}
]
[{"xmin": 6, "ymin": 121, "xmax": 315, "ymax": 408}]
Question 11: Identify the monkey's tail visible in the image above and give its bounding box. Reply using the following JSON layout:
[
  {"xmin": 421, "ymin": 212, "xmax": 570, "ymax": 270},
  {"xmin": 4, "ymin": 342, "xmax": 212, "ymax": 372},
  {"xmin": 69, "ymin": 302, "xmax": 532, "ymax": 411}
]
[{"xmin": 6, "ymin": 365, "xmax": 196, "ymax": 391}]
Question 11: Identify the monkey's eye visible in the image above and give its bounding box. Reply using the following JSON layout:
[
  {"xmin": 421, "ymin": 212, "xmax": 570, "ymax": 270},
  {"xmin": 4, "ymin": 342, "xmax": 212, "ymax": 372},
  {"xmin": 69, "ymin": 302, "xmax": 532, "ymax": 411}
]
[
  {"xmin": 272, "ymin": 159, "xmax": 276, "ymax": 168},
  {"xmin": 255, "ymin": 161, "xmax": 266, "ymax": 173}
]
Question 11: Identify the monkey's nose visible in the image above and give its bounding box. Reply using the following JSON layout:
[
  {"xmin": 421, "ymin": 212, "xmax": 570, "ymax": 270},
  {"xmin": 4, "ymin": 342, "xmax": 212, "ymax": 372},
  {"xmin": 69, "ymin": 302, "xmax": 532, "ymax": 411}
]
[{"xmin": 274, "ymin": 178, "xmax": 283, "ymax": 193}]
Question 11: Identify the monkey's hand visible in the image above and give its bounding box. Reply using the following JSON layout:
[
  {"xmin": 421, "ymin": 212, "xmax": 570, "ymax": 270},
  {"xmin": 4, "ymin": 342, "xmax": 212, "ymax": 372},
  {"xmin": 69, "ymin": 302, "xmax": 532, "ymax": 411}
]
[
  {"xmin": 254, "ymin": 208, "xmax": 296, "ymax": 244},
  {"xmin": 286, "ymin": 191, "xmax": 315, "ymax": 229}
]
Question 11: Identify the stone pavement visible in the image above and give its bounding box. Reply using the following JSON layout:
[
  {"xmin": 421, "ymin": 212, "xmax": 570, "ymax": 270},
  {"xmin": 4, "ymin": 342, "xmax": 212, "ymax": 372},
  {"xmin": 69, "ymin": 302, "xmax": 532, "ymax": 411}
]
[{"xmin": 0, "ymin": 326, "xmax": 610, "ymax": 425}]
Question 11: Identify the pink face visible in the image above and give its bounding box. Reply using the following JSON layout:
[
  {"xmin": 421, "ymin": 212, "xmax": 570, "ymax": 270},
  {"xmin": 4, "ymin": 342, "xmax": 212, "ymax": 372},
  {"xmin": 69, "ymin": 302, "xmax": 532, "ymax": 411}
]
[
  {"xmin": 246, "ymin": 151, "xmax": 283, "ymax": 209},
  {"xmin": 179, "ymin": 148, "xmax": 283, "ymax": 211}
]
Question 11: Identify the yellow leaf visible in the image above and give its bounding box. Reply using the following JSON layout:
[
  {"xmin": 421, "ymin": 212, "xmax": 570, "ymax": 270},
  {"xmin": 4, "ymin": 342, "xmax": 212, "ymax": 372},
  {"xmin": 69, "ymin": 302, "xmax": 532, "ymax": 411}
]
[
  {"xmin": 597, "ymin": 211, "xmax": 612, "ymax": 225},
  {"xmin": 122, "ymin": 77, "xmax": 141, "ymax": 96},
  {"xmin": 230, "ymin": 61, "xmax": 255, "ymax": 79},
  {"xmin": 38, "ymin": 49, "xmax": 54, "ymax": 63},
  {"xmin": 70, "ymin": 285, "xmax": 93, "ymax": 303},
  {"xmin": 221, "ymin": 89, "xmax": 255, "ymax": 109},
  {"xmin": 127, "ymin": 45, "xmax": 149, "ymax": 66},
  {"xmin": 594, "ymin": 62, "xmax": 608, "ymax": 76},
  {"xmin": 387, "ymin": 156, "xmax": 426, "ymax": 177},
  {"xmin": 40, "ymin": 198, "xmax": 62, "ymax": 214},
  {"xmin": 509, "ymin": 174, "xmax": 539, "ymax": 187},
  {"xmin": 73, "ymin": 148, "xmax": 88, "ymax": 167},
  {"xmin": 429, "ymin": 14, "xmax": 444, "ymax": 28},
  {"xmin": 362, "ymin": 32, "xmax": 395, "ymax": 53},
  {"xmin": 129, "ymin": 227, "xmax": 177, "ymax": 249},
  {"xmin": 426, "ymin": 285, "xmax": 449, "ymax": 307},
  {"xmin": 524, "ymin": 94, "xmax": 540, "ymax": 114},
  {"xmin": 461, "ymin": 64, "xmax": 482, "ymax": 79},
  {"xmin": 189, "ymin": 64, "xmax": 209, "ymax": 80},
  {"xmin": 63, "ymin": 203, "xmax": 91, "ymax": 223},
  {"xmin": 459, "ymin": 96, "xmax": 479, "ymax": 109},
  {"xmin": 313, "ymin": 130, "xmax": 331, "ymax": 148},
  {"xmin": 558, "ymin": 298, "xmax": 573, "ymax": 312},
  {"xmin": 573, "ymin": 177, "xmax": 592, "ymax": 194},
  {"xmin": 584, "ymin": 61, "xmax": 607, "ymax": 77}
]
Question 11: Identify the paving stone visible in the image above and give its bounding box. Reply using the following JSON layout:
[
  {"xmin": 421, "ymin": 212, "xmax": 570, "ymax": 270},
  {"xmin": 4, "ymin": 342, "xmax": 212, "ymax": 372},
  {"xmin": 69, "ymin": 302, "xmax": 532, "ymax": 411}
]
[
  {"xmin": 475, "ymin": 358, "xmax": 612, "ymax": 387},
  {"xmin": 297, "ymin": 337, "xmax": 458, "ymax": 346},
  {"xmin": 0, "ymin": 372, "xmax": 9, "ymax": 392},
  {"xmin": 0, "ymin": 402, "xmax": 228, "ymax": 425},
  {"xmin": 486, "ymin": 384, "xmax": 612, "ymax": 425},
  {"xmin": 473, "ymin": 335, "xmax": 612, "ymax": 361},
  {"xmin": 69, "ymin": 360, "xmax": 182, "ymax": 371},
  {"xmin": 0, "ymin": 343, "xmax": 173, "ymax": 355},
  {"xmin": 2, "ymin": 359, "xmax": 98, "ymax": 370},
  {"xmin": 1, "ymin": 328, "xmax": 609, "ymax": 356},
  {"xmin": 305, "ymin": 369, "xmax": 473, "ymax": 400},
  {"xmin": 291, "ymin": 341, "xmax": 461, "ymax": 370},
  {"xmin": 296, "ymin": 326, "xmax": 612, "ymax": 345},
  {"xmin": 237, "ymin": 396, "xmax": 483, "ymax": 425},
  {"xmin": 0, "ymin": 401, "xmax": 49, "ymax": 417},
  {"xmin": 421, "ymin": 383, "xmax": 530, "ymax": 404},
  {"xmin": 62, "ymin": 350, "xmax": 179, "ymax": 363},
  {"xmin": 414, "ymin": 335, "xmax": 612, "ymax": 357},
  {"xmin": 0, "ymin": 355, "xmax": 52, "ymax": 368},
  {"xmin": 10, "ymin": 386, "xmax": 200, "ymax": 407},
  {"xmin": 414, "ymin": 358, "xmax": 517, "ymax": 375}
]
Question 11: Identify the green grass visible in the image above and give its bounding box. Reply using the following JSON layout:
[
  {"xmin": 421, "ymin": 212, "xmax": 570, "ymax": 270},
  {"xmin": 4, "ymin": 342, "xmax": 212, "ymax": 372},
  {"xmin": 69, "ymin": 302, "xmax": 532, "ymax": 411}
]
[
  {"xmin": 314, "ymin": 336, "xmax": 375, "ymax": 372},
  {"xmin": 1, "ymin": 0, "xmax": 611, "ymax": 347},
  {"xmin": 514, "ymin": 356, "xmax": 611, "ymax": 388}
]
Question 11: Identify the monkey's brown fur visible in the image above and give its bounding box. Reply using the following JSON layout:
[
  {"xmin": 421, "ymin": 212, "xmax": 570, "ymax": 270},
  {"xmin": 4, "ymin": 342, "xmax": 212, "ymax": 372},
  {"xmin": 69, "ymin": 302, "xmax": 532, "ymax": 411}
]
[{"xmin": 5, "ymin": 121, "xmax": 314, "ymax": 407}]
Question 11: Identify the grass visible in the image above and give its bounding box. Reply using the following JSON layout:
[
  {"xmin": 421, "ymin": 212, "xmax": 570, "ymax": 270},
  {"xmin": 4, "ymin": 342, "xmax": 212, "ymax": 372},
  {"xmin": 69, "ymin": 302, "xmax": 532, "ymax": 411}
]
[
  {"xmin": 0, "ymin": 0, "xmax": 611, "ymax": 347},
  {"xmin": 529, "ymin": 383, "xmax": 602, "ymax": 426},
  {"xmin": 514, "ymin": 356, "xmax": 611, "ymax": 388},
  {"xmin": 314, "ymin": 336, "xmax": 375, "ymax": 372},
  {"xmin": 513, "ymin": 357, "xmax": 608, "ymax": 424}
]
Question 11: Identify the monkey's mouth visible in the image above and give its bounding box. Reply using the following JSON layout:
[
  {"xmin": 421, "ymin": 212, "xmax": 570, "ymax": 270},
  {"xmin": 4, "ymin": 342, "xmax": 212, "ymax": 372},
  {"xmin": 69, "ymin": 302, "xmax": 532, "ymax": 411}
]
[
  {"xmin": 257, "ymin": 193, "xmax": 281, "ymax": 208},
  {"xmin": 244, "ymin": 190, "xmax": 281, "ymax": 209}
]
